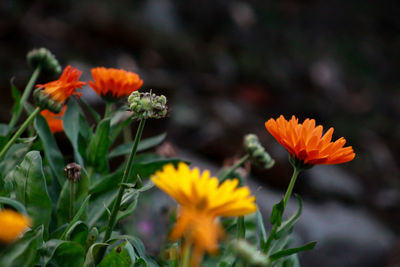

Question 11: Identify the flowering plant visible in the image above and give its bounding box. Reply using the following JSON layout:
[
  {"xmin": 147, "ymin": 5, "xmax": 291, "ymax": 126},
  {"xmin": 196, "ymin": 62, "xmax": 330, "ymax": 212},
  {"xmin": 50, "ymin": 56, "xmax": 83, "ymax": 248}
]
[{"xmin": 0, "ymin": 48, "xmax": 354, "ymax": 267}]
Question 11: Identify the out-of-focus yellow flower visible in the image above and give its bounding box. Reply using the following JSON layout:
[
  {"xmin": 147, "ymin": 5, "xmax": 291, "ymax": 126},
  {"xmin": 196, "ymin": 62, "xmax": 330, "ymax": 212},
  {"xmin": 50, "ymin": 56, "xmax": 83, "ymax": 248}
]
[
  {"xmin": 265, "ymin": 115, "xmax": 355, "ymax": 166},
  {"xmin": 0, "ymin": 209, "xmax": 31, "ymax": 243},
  {"xmin": 88, "ymin": 67, "xmax": 143, "ymax": 100},
  {"xmin": 151, "ymin": 162, "xmax": 256, "ymax": 266}
]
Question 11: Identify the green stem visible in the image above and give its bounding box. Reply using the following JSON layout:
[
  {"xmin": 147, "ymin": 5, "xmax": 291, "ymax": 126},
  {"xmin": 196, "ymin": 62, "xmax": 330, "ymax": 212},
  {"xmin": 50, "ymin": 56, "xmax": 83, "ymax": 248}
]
[
  {"xmin": 220, "ymin": 154, "xmax": 250, "ymax": 182},
  {"xmin": 0, "ymin": 107, "xmax": 41, "ymax": 159},
  {"xmin": 104, "ymin": 102, "xmax": 112, "ymax": 118},
  {"xmin": 237, "ymin": 216, "xmax": 246, "ymax": 239},
  {"xmin": 9, "ymin": 66, "xmax": 41, "ymax": 129},
  {"xmin": 102, "ymin": 119, "xmax": 146, "ymax": 244},
  {"xmin": 262, "ymin": 166, "xmax": 301, "ymax": 254},
  {"xmin": 69, "ymin": 181, "xmax": 75, "ymax": 221},
  {"xmin": 180, "ymin": 241, "xmax": 191, "ymax": 267}
]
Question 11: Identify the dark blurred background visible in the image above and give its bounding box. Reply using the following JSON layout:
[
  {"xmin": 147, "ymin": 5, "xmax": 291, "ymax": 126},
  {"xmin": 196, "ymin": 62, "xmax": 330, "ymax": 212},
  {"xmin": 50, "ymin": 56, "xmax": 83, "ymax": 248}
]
[{"xmin": 1, "ymin": 1, "xmax": 400, "ymax": 266}]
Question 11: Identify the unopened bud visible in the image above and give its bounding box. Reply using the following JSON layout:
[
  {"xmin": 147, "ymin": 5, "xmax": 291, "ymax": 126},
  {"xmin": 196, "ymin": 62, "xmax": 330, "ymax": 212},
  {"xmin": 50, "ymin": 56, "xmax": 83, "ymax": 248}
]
[
  {"xmin": 64, "ymin": 163, "xmax": 82, "ymax": 182},
  {"xmin": 244, "ymin": 134, "xmax": 275, "ymax": 169},
  {"xmin": 128, "ymin": 91, "xmax": 168, "ymax": 119},
  {"xmin": 27, "ymin": 48, "xmax": 61, "ymax": 76}
]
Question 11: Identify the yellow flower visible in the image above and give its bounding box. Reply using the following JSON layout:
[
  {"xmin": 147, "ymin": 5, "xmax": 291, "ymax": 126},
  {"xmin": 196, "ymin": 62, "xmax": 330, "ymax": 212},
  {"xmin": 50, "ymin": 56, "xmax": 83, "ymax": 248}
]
[
  {"xmin": 151, "ymin": 162, "xmax": 257, "ymax": 266},
  {"xmin": 0, "ymin": 209, "xmax": 31, "ymax": 243}
]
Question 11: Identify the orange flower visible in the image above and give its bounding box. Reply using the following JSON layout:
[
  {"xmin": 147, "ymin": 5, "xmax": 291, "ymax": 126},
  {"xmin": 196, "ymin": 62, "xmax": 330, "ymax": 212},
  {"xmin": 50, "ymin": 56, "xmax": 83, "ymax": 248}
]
[
  {"xmin": 265, "ymin": 115, "xmax": 355, "ymax": 166},
  {"xmin": 40, "ymin": 106, "xmax": 66, "ymax": 133},
  {"xmin": 0, "ymin": 209, "xmax": 31, "ymax": 243},
  {"xmin": 35, "ymin": 65, "xmax": 85, "ymax": 104},
  {"xmin": 88, "ymin": 67, "xmax": 143, "ymax": 100}
]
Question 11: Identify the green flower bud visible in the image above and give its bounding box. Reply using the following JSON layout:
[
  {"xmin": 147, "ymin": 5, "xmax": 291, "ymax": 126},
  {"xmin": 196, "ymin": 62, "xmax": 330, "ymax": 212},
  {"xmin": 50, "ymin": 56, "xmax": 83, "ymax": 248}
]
[
  {"xmin": 244, "ymin": 134, "xmax": 275, "ymax": 169},
  {"xmin": 27, "ymin": 48, "xmax": 61, "ymax": 76},
  {"xmin": 127, "ymin": 90, "xmax": 168, "ymax": 119}
]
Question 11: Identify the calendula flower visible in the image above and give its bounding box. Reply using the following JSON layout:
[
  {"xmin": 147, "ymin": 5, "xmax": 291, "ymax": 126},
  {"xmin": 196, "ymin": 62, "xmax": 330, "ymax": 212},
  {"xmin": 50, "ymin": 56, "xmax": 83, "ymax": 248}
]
[
  {"xmin": 40, "ymin": 106, "xmax": 66, "ymax": 133},
  {"xmin": 151, "ymin": 162, "xmax": 256, "ymax": 266},
  {"xmin": 0, "ymin": 209, "xmax": 31, "ymax": 243},
  {"xmin": 88, "ymin": 67, "xmax": 143, "ymax": 100},
  {"xmin": 34, "ymin": 65, "xmax": 85, "ymax": 113},
  {"xmin": 265, "ymin": 115, "xmax": 355, "ymax": 167}
]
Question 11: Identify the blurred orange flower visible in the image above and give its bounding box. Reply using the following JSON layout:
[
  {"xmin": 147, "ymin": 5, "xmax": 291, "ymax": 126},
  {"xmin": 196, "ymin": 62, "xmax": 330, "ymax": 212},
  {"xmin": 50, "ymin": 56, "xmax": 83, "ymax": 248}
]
[
  {"xmin": 36, "ymin": 65, "xmax": 85, "ymax": 104},
  {"xmin": 265, "ymin": 115, "xmax": 355, "ymax": 166},
  {"xmin": 151, "ymin": 163, "xmax": 256, "ymax": 266},
  {"xmin": 0, "ymin": 209, "xmax": 31, "ymax": 243},
  {"xmin": 40, "ymin": 106, "xmax": 67, "ymax": 133},
  {"xmin": 88, "ymin": 67, "xmax": 143, "ymax": 100}
]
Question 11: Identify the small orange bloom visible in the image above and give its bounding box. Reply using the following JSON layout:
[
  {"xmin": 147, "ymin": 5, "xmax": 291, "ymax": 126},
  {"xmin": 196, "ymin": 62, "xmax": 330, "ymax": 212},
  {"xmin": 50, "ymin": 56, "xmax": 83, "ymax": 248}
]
[
  {"xmin": 35, "ymin": 65, "xmax": 85, "ymax": 104},
  {"xmin": 40, "ymin": 106, "xmax": 66, "ymax": 133},
  {"xmin": 88, "ymin": 67, "xmax": 143, "ymax": 100},
  {"xmin": 265, "ymin": 115, "xmax": 355, "ymax": 166},
  {"xmin": 0, "ymin": 209, "xmax": 31, "ymax": 243}
]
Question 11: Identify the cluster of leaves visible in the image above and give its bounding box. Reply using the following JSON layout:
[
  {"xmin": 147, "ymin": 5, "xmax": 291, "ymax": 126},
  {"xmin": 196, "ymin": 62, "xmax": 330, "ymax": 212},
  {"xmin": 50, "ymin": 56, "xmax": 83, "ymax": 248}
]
[{"xmin": 0, "ymin": 86, "xmax": 183, "ymax": 266}]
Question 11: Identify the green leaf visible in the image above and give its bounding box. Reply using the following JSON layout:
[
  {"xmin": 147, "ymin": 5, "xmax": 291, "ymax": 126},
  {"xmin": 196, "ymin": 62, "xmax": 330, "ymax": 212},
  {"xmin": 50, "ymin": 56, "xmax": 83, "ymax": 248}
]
[
  {"xmin": 83, "ymin": 243, "xmax": 109, "ymax": 267},
  {"xmin": 256, "ymin": 209, "xmax": 267, "ymax": 249},
  {"xmin": 135, "ymin": 258, "xmax": 148, "ymax": 266},
  {"xmin": 108, "ymin": 133, "xmax": 167, "ymax": 159},
  {"xmin": 0, "ymin": 225, "xmax": 43, "ymax": 267},
  {"xmin": 110, "ymin": 113, "xmax": 133, "ymax": 142},
  {"xmin": 86, "ymin": 118, "xmax": 111, "ymax": 173},
  {"xmin": 269, "ymin": 241, "xmax": 317, "ymax": 261},
  {"xmin": 116, "ymin": 190, "xmax": 139, "ymax": 223},
  {"xmin": 56, "ymin": 169, "xmax": 90, "ymax": 225},
  {"xmin": 89, "ymin": 167, "xmax": 124, "ymax": 196},
  {"xmin": 276, "ymin": 195, "xmax": 303, "ymax": 239},
  {"xmin": 14, "ymin": 151, "xmax": 52, "ymax": 237},
  {"xmin": 63, "ymin": 99, "xmax": 84, "ymax": 165},
  {"xmin": 41, "ymin": 239, "xmax": 85, "ymax": 267},
  {"xmin": 60, "ymin": 195, "xmax": 91, "ymax": 240},
  {"xmin": 0, "ymin": 143, "xmax": 29, "ymax": 179},
  {"xmin": 78, "ymin": 98, "xmax": 101, "ymax": 123},
  {"xmin": 88, "ymin": 190, "xmax": 118, "ymax": 227},
  {"xmin": 65, "ymin": 221, "xmax": 89, "ymax": 245},
  {"xmin": 0, "ymin": 197, "xmax": 27, "ymax": 214},
  {"xmin": 131, "ymin": 158, "xmax": 188, "ymax": 180},
  {"xmin": 35, "ymin": 114, "xmax": 65, "ymax": 186},
  {"xmin": 270, "ymin": 199, "xmax": 284, "ymax": 226},
  {"xmin": 98, "ymin": 240, "xmax": 136, "ymax": 267}
]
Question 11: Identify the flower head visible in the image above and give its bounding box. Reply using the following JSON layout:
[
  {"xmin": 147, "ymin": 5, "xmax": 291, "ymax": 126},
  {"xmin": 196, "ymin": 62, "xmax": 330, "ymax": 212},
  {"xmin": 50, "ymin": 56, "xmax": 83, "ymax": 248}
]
[
  {"xmin": 128, "ymin": 91, "xmax": 168, "ymax": 119},
  {"xmin": 88, "ymin": 67, "xmax": 143, "ymax": 100},
  {"xmin": 265, "ymin": 115, "xmax": 355, "ymax": 167},
  {"xmin": 34, "ymin": 65, "xmax": 85, "ymax": 113},
  {"xmin": 151, "ymin": 162, "xmax": 256, "ymax": 266},
  {"xmin": 27, "ymin": 48, "xmax": 61, "ymax": 76},
  {"xmin": 0, "ymin": 209, "xmax": 31, "ymax": 243},
  {"xmin": 40, "ymin": 106, "xmax": 66, "ymax": 133}
]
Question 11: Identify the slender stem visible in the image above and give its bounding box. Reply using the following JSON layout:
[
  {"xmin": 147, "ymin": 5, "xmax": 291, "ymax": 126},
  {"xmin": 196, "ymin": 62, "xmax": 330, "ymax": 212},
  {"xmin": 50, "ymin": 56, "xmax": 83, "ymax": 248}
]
[
  {"xmin": 180, "ymin": 241, "xmax": 191, "ymax": 267},
  {"xmin": 102, "ymin": 119, "xmax": 146, "ymax": 244},
  {"xmin": 282, "ymin": 167, "xmax": 300, "ymax": 209},
  {"xmin": 9, "ymin": 66, "xmax": 41, "ymax": 129},
  {"xmin": 69, "ymin": 181, "xmax": 75, "ymax": 220},
  {"xmin": 219, "ymin": 154, "xmax": 250, "ymax": 182},
  {"xmin": 104, "ymin": 102, "xmax": 112, "ymax": 118},
  {"xmin": 262, "ymin": 166, "xmax": 301, "ymax": 254},
  {"xmin": 0, "ymin": 107, "xmax": 41, "ymax": 159},
  {"xmin": 237, "ymin": 216, "xmax": 245, "ymax": 239}
]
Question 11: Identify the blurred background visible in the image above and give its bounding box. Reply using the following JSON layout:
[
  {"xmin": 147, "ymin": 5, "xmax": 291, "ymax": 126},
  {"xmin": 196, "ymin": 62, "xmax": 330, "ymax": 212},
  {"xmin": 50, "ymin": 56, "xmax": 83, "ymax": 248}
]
[{"xmin": 1, "ymin": 0, "xmax": 400, "ymax": 266}]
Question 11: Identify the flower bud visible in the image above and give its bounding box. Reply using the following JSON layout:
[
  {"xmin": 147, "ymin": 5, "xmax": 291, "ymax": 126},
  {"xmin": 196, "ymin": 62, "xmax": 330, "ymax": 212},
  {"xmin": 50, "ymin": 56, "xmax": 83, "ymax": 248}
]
[
  {"xmin": 27, "ymin": 48, "xmax": 61, "ymax": 76},
  {"xmin": 244, "ymin": 134, "xmax": 275, "ymax": 169},
  {"xmin": 128, "ymin": 91, "xmax": 168, "ymax": 119}
]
